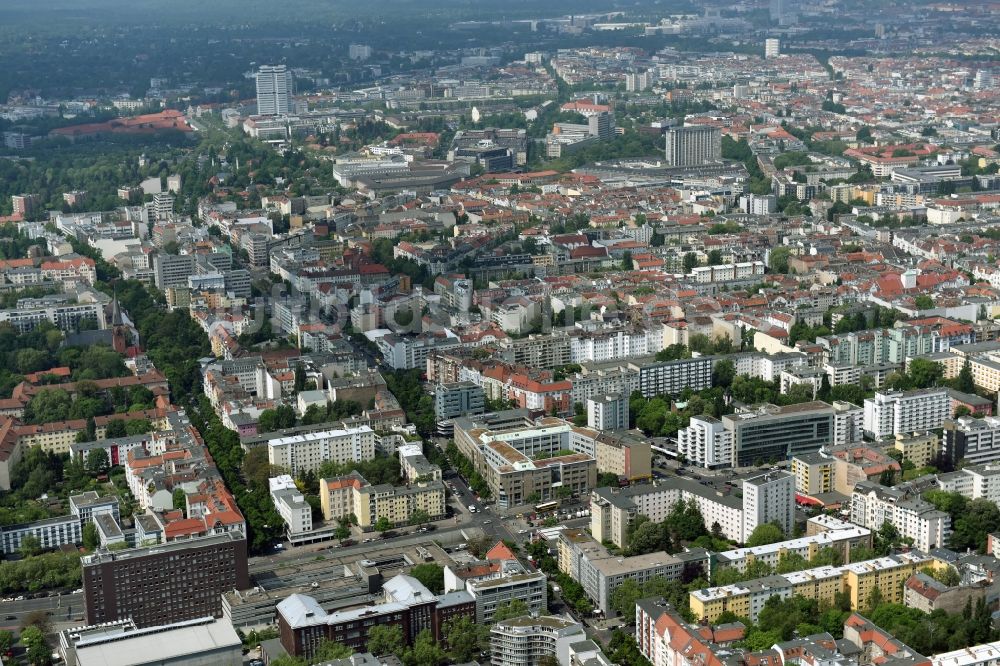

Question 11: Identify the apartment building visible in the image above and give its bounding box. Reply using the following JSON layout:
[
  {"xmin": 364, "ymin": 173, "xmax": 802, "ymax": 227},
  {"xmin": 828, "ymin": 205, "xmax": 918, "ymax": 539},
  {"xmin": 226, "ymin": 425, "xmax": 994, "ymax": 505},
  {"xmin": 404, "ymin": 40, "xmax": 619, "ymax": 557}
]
[
  {"xmin": 498, "ymin": 333, "xmax": 573, "ymax": 369},
  {"xmin": 930, "ymin": 640, "xmax": 1000, "ymax": 666},
  {"xmin": 678, "ymin": 415, "xmax": 734, "ymax": 469},
  {"xmin": 722, "ymin": 402, "xmax": 836, "ymax": 466},
  {"xmin": 267, "ymin": 425, "xmax": 376, "ymax": 475},
  {"xmin": 269, "ymin": 475, "xmax": 312, "ymax": 538},
  {"xmin": 893, "ymin": 432, "xmax": 940, "ymax": 467},
  {"xmin": 935, "ymin": 464, "xmax": 1000, "ymax": 505},
  {"xmin": 851, "ymin": 480, "xmax": 950, "ymax": 551},
  {"xmin": 742, "ymin": 471, "xmax": 795, "ymax": 541},
  {"xmin": 0, "ymin": 515, "xmax": 82, "ymax": 555},
  {"xmin": 791, "ymin": 452, "xmax": 834, "ymax": 495},
  {"xmin": 636, "ymin": 357, "xmax": 713, "ymax": 398},
  {"xmin": 256, "ymin": 64, "xmax": 292, "ymax": 116},
  {"xmin": 594, "ymin": 432, "xmax": 652, "ymax": 482},
  {"xmin": 276, "ymin": 575, "xmax": 475, "ymax": 661},
  {"xmin": 81, "ymin": 531, "xmax": 250, "ymax": 628},
  {"xmin": 715, "ymin": 516, "xmax": 872, "ymax": 572},
  {"xmin": 445, "ymin": 541, "xmax": 547, "ymax": 624},
  {"xmin": 636, "ymin": 599, "xmax": 749, "ymax": 666},
  {"xmin": 942, "ymin": 416, "xmax": 1000, "ymax": 466},
  {"xmin": 567, "ymin": 365, "xmax": 640, "ymax": 406},
  {"xmin": 453, "ymin": 415, "xmax": 603, "ymax": 508},
  {"xmin": 587, "ymin": 393, "xmax": 628, "ymax": 431},
  {"xmin": 318, "ymin": 473, "xmax": 366, "ymax": 521},
  {"xmin": 434, "ymin": 381, "xmax": 485, "ymax": 422},
  {"xmin": 689, "ymin": 552, "xmax": 931, "ymax": 623},
  {"xmin": 590, "ymin": 472, "xmax": 794, "ymax": 546},
  {"xmin": 490, "ymin": 616, "xmax": 586, "ymax": 666},
  {"xmin": 377, "ymin": 333, "xmax": 462, "ymax": 370},
  {"xmin": 557, "ymin": 528, "xmax": 710, "ymax": 614},
  {"xmin": 317, "ymin": 471, "xmax": 445, "ymax": 529},
  {"xmin": 355, "ymin": 481, "xmax": 446, "ymax": 529},
  {"xmin": 0, "ymin": 297, "xmax": 104, "ymax": 334},
  {"xmin": 863, "ymin": 389, "xmax": 950, "ymax": 440},
  {"xmin": 153, "ymin": 253, "xmax": 196, "ymax": 290},
  {"xmin": 664, "ymin": 125, "xmax": 721, "ymax": 167}
]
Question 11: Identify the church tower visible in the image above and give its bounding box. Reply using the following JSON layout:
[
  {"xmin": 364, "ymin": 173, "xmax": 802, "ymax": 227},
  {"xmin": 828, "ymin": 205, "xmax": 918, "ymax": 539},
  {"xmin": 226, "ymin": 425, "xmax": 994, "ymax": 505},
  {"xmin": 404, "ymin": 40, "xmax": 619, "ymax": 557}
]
[{"xmin": 111, "ymin": 290, "xmax": 128, "ymax": 354}]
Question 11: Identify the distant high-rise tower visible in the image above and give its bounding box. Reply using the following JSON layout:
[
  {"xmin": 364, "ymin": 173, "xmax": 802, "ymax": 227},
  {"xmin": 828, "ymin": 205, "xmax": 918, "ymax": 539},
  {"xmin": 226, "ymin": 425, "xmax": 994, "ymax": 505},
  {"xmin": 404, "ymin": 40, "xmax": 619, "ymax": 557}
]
[
  {"xmin": 348, "ymin": 44, "xmax": 372, "ymax": 60},
  {"xmin": 664, "ymin": 125, "xmax": 722, "ymax": 167},
  {"xmin": 765, "ymin": 38, "xmax": 781, "ymax": 59},
  {"xmin": 255, "ymin": 65, "xmax": 291, "ymax": 116},
  {"xmin": 769, "ymin": 0, "xmax": 797, "ymax": 25}
]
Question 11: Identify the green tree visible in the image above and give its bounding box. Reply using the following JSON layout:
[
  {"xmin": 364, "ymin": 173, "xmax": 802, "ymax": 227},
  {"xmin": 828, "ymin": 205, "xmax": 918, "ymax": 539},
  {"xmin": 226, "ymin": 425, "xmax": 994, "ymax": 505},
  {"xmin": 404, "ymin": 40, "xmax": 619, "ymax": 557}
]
[
  {"xmin": 683, "ymin": 252, "xmax": 698, "ymax": 274},
  {"xmin": 86, "ymin": 448, "xmax": 109, "ymax": 474},
  {"xmin": 914, "ymin": 295, "xmax": 934, "ymax": 310},
  {"xmin": 20, "ymin": 625, "xmax": 49, "ymax": 666},
  {"xmin": 952, "ymin": 498, "xmax": 1000, "ymax": 552},
  {"xmin": 610, "ymin": 578, "xmax": 645, "ymax": 617},
  {"xmin": 366, "ymin": 624, "xmax": 405, "ymax": 657},
  {"xmin": 747, "ymin": 522, "xmax": 785, "ymax": 547},
  {"xmin": 410, "ymin": 563, "xmax": 444, "ymax": 594},
  {"xmin": 258, "ymin": 405, "xmax": 296, "ymax": 433},
  {"xmin": 907, "ymin": 358, "xmax": 942, "ymax": 388},
  {"xmin": 408, "ymin": 509, "xmax": 431, "ymax": 527},
  {"xmin": 621, "ymin": 250, "xmax": 633, "ymax": 271},
  {"xmin": 373, "ymin": 516, "xmax": 393, "ymax": 533},
  {"xmin": 82, "ymin": 522, "xmax": 99, "ymax": 550},
  {"xmin": 313, "ymin": 640, "xmax": 353, "ymax": 660},
  {"xmin": 0, "ymin": 630, "xmax": 12, "ymax": 655},
  {"xmin": 172, "ymin": 487, "xmax": 186, "ymax": 514},
  {"xmin": 957, "ymin": 359, "xmax": 976, "ymax": 393},
  {"xmin": 103, "ymin": 419, "xmax": 127, "ymax": 438},
  {"xmin": 404, "ymin": 628, "xmax": 446, "ymax": 666},
  {"xmin": 769, "ymin": 247, "xmax": 791, "ymax": 274},
  {"xmin": 293, "ymin": 364, "xmax": 306, "ymax": 393},
  {"xmin": 443, "ymin": 616, "xmax": 490, "ymax": 662},
  {"xmin": 492, "ymin": 599, "xmax": 529, "ymax": 621},
  {"xmin": 712, "ymin": 359, "xmax": 735, "ymax": 388},
  {"xmin": 19, "ymin": 535, "xmax": 42, "ymax": 558}
]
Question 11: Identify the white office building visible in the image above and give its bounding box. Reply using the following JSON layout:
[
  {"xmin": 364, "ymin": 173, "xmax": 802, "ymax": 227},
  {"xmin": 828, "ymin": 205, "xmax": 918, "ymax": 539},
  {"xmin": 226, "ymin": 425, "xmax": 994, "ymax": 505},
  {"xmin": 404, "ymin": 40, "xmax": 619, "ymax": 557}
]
[{"xmin": 256, "ymin": 65, "xmax": 292, "ymax": 116}]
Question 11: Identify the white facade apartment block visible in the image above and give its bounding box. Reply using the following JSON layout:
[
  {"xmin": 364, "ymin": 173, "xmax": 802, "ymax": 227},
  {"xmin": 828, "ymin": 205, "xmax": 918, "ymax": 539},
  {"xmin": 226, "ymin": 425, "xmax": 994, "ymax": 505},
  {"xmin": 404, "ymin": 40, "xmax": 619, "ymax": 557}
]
[
  {"xmin": 490, "ymin": 616, "xmax": 585, "ymax": 666},
  {"xmin": 832, "ymin": 401, "xmax": 864, "ymax": 444},
  {"xmin": 936, "ymin": 464, "xmax": 1000, "ymax": 505},
  {"xmin": 851, "ymin": 482, "xmax": 950, "ymax": 552},
  {"xmin": 568, "ymin": 366, "xmax": 640, "ymax": 405},
  {"xmin": 677, "ymin": 415, "xmax": 734, "ymax": 468},
  {"xmin": 632, "ymin": 486, "xmax": 744, "ymax": 543},
  {"xmin": 942, "ymin": 416, "xmax": 1000, "ymax": 466},
  {"xmin": 269, "ymin": 475, "xmax": 312, "ymax": 536},
  {"xmin": 930, "ymin": 641, "xmax": 1000, "ymax": 666},
  {"xmin": 267, "ymin": 426, "xmax": 376, "ymax": 475},
  {"xmin": 587, "ymin": 394, "xmax": 629, "ymax": 431},
  {"xmin": 863, "ymin": 389, "xmax": 950, "ymax": 440},
  {"xmin": 742, "ymin": 471, "xmax": 795, "ymax": 541}
]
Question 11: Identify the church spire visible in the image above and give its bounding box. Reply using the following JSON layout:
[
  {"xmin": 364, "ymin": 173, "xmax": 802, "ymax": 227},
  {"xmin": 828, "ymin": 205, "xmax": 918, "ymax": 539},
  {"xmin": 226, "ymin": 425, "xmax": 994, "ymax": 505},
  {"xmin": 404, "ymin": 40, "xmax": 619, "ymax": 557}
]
[{"xmin": 111, "ymin": 288, "xmax": 124, "ymax": 327}]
